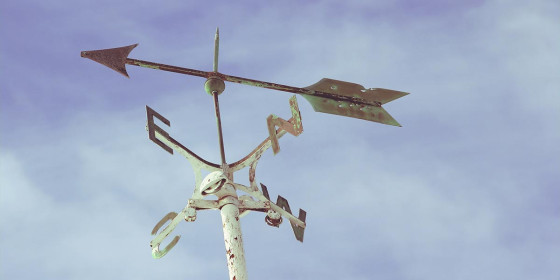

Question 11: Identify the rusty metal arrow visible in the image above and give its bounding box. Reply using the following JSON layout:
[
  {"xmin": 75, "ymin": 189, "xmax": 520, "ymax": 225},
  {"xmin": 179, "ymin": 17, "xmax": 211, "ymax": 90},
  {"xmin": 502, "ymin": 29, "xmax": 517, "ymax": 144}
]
[
  {"xmin": 81, "ymin": 44, "xmax": 408, "ymax": 126},
  {"xmin": 81, "ymin": 44, "xmax": 138, "ymax": 78}
]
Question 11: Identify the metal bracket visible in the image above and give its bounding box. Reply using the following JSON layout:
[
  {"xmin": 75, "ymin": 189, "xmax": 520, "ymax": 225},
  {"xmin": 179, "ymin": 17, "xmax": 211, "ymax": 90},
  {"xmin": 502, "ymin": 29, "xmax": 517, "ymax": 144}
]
[{"xmin": 146, "ymin": 96, "xmax": 307, "ymax": 258}]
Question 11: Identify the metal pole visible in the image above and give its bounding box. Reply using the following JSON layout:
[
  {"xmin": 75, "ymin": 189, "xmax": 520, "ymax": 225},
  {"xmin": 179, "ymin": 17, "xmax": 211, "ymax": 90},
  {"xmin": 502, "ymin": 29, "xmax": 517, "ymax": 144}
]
[
  {"xmin": 211, "ymin": 27, "xmax": 227, "ymax": 167},
  {"xmin": 211, "ymin": 27, "xmax": 248, "ymax": 280},
  {"xmin": 219, "ymin": 184, "xmax": 247, "ymax": 280}
]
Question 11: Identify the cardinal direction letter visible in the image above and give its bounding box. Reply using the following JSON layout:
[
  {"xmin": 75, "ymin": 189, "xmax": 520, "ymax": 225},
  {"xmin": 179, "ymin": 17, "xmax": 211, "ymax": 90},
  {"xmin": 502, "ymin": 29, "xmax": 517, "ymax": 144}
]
[
  {"xmin": 146, "ymin": 105, "xmax": 173, "ymax": 154},
  {"xmin": 267, "ymin": 95, "xmax": 303, "ymax": 155}
]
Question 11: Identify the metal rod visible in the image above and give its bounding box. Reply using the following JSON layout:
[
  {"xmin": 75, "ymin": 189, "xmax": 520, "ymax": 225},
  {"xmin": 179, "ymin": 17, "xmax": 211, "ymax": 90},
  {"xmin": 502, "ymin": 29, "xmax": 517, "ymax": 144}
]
[
  {"xmin": 211, "ymin": 28, "xmax": 227, "ymax": 167},
  {"xmin": 127, "ymin": 56, "xmax": 307, "ymax": 96},
  {"xmin": 213, "ymin": 27, "xmax": 219, "ymax": 72},
  {"xmin": 126, "ymin": 58, "xmax": 208, "ymax": 78},
  {"xmin": 213, "ymin": 91, "xmax": 227, "ymax": 166},
  {"xmin": 124, "ymin": 58, "xmax": 379, "ymax": 107},
  {"xmin": 212, "ymin": 28, "xmax": 247, "ymax": 279}
]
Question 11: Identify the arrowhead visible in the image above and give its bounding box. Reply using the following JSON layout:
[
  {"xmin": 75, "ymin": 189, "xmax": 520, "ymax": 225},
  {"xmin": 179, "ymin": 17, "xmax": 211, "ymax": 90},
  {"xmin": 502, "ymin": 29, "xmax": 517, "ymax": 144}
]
[{"xmin": 81, "ymin": 44, "xmax": 138, "ymax": 77}]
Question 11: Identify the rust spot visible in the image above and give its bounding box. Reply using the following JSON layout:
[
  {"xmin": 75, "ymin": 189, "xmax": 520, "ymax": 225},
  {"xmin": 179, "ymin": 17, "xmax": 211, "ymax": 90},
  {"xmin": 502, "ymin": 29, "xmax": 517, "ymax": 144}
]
[
  {"xmin": 249, "ymin": 168, "xmax": 255, "ymax": 182},
  {"xmin": 229, "ymin": 253, "xmax": 235, "ymax": 259},
  {"xmin": 236, "ymin": 216, "xmax": 239, "ymax": 221}
]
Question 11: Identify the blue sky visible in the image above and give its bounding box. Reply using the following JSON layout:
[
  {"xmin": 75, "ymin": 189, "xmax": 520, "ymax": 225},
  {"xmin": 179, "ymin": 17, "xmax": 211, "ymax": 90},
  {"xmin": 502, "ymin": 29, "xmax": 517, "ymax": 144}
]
[{"xmin": 1, "ymin": 0, "xmax": 559, "ymax": 279}]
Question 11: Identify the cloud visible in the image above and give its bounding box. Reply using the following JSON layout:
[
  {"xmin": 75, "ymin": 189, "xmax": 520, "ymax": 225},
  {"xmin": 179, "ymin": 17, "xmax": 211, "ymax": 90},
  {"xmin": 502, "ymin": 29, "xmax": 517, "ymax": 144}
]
[{"xmin": 2, "ymin": 0, "xmax": 560, "ymax": 279}]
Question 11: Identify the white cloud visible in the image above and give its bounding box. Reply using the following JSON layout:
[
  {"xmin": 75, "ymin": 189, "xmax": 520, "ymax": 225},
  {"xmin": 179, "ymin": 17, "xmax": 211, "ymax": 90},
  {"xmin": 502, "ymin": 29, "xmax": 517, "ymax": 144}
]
[{"xmin": 2, "ymin": 0, "xmax": 560, "ymax": 279}]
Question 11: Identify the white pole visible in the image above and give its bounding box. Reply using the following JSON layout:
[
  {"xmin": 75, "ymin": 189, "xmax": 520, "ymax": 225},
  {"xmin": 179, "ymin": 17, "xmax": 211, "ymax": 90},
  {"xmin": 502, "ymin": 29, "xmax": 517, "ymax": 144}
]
[
  {"xmin": 219, "ymin": 184, "xmax": 248, "ymax": 280},
  {"xmin": 209, "ymin": 28, "xmax": 247, "ymax": 279}
]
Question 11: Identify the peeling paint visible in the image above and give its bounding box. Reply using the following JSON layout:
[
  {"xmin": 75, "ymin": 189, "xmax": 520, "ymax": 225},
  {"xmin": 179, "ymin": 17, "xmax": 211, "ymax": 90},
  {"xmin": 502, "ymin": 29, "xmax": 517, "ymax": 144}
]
[{"xmin": 135, "ymin": 61, "xmax": 160, "ymax": 69}]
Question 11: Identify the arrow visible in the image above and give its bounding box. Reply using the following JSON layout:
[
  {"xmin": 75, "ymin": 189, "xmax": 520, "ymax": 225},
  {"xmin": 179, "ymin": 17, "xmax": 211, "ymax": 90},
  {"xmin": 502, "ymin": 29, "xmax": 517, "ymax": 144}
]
[{"xmin": 81, "ymin": 44, "xmax": 408, "ymax": 126}]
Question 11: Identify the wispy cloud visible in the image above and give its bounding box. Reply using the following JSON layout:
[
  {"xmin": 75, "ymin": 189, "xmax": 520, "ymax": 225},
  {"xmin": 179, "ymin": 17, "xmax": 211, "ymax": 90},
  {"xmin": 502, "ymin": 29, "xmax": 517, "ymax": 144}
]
[{"xmin": 1, "ymin": 0, "xmax": 559, "ymax": 279}]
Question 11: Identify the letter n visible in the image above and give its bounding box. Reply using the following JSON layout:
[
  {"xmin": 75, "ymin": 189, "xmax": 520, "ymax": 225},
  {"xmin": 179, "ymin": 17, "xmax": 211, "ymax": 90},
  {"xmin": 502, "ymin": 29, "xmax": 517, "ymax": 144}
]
[{"xmin": 267, "ymin": 95, "xmax": 303, "ymax": 155}]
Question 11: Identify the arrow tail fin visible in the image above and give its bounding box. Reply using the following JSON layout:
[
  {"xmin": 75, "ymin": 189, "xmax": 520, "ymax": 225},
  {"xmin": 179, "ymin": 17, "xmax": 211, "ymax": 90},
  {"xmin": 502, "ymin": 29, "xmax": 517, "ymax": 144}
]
[
  {"xmin": 304, "ymin": 78, "xmax": 408, "ymax": 105},
  {"xmin": 303, "ymin": 78, "xmax": 407, "ymax": 125},
  {"xmin": 302, "ymin": 95, "xmax": 402, "ymax": 126}
]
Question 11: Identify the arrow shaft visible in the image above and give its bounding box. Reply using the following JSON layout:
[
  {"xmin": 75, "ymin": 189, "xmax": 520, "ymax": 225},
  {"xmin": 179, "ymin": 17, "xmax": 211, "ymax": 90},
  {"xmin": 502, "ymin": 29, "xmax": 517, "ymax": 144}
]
[
  {"xmin": 126, "ymin": 58, "xmax": 209, "ymax": 79},
  {"xmin": 125, "ymin": 58, "xmax": 380, "ymax": 107},
  {"xmin": 223, "ymin": 74, "xmax": 307, "ymax": 96},
  {"xmin": 224, "ymin": 74, "xmax": 379, "ymax": 106}
]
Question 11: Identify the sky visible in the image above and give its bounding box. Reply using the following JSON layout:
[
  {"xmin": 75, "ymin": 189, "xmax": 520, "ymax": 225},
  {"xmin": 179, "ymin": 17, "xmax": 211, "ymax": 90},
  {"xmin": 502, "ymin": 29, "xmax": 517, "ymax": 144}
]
[{"xmin": 1, "ymin": 0, "xmax": 559, "ymax": 279}]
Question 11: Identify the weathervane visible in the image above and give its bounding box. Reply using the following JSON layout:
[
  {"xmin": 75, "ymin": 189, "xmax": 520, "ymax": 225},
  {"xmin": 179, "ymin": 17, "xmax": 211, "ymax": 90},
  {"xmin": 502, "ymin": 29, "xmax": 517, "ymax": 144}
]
[{"xmin": 81, "ymin": 28, "xmax": 408, "ymax": 280}]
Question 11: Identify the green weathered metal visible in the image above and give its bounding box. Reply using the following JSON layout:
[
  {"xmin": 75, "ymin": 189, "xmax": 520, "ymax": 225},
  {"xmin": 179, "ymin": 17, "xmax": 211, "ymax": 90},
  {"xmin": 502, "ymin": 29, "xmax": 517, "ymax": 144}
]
[
  {"xmin": 302, "ymin": 95, "xmax": 401, "ymax": 126},
  {"xmin": 267, "ymin": 95, "xmax": 303, "ymax": 154},
  {"xmin": 213, "ymin": 27, "xmax": 220, "ymax": 72}
]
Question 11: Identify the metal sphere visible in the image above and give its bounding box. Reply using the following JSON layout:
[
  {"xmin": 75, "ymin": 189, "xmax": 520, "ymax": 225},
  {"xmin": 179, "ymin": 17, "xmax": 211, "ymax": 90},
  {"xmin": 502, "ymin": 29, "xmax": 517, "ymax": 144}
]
[{"xmin": 204, "ymin": 77, "xmax": 225, "ymax": 95}]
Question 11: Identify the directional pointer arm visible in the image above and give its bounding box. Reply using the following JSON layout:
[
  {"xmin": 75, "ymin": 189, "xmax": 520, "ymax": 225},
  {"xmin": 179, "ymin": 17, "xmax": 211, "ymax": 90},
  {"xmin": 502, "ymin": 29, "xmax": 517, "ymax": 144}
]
[{"xmin": 81, "ymin": 44, "xmax": 408, "ymax": 126}]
